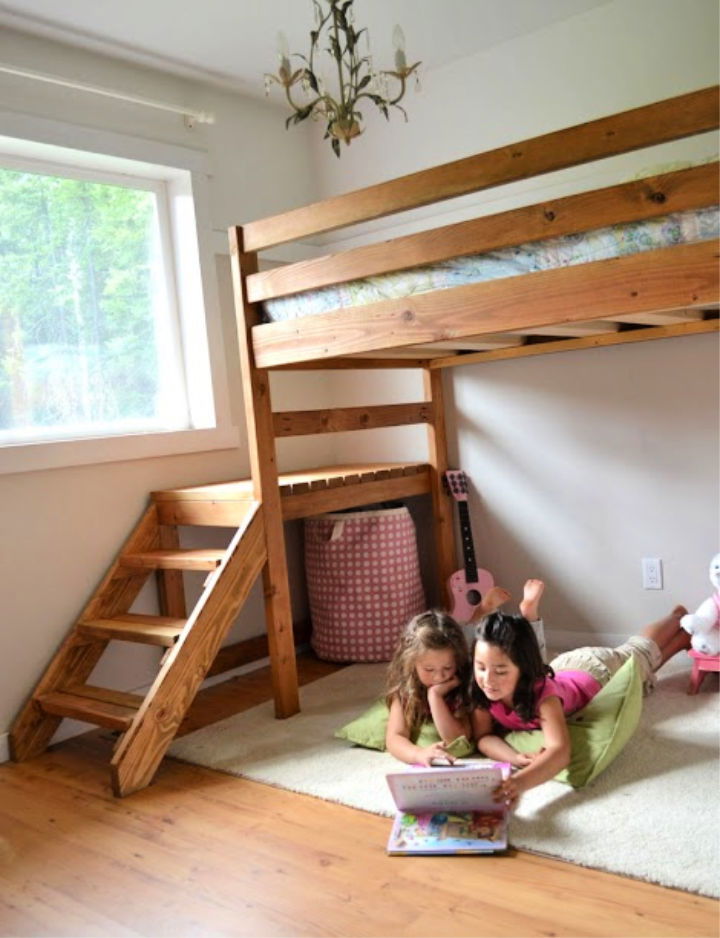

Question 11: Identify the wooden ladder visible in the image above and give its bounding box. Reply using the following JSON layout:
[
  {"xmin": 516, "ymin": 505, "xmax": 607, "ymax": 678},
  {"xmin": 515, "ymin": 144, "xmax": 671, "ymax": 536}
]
[{"xmin": 9, "ymin": 491, "xmax": 265, "ymax": 797}]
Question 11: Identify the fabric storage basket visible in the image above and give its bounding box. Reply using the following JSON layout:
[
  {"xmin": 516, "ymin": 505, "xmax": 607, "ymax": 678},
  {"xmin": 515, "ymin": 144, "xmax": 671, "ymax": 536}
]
[{"xmin": 305, "ymin": 506, "xmax": 426, "ymax": 662}]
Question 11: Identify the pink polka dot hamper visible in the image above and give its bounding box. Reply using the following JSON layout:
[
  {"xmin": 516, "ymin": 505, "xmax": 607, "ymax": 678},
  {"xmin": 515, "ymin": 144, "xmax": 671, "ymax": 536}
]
[{"xmin": 305, "ymin": 506, "xmax": 426, "ymax": 662}]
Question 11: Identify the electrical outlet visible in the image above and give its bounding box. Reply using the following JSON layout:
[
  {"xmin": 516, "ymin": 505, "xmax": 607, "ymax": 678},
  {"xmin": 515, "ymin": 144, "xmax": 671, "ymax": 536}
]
[{"xmin": 642, "ymin": 557, "xmax": 663, "ymax": 590}]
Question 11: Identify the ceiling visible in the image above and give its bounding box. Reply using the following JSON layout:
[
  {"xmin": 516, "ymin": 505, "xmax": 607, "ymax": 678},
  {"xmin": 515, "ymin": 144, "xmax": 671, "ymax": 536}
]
[{"xmin": 0, "ymin": 0, "xmax": 611, "ymax": 101}]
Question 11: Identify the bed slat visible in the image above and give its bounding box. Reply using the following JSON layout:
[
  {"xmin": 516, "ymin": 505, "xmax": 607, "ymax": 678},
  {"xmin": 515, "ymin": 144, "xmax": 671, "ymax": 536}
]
[
  {"xmin": 242, "ymin": 87, "xmax": 719, "ymax": 251},
  {"xmin": 426, "ymin": 318, "xmax": 719, "ymax": 369}
]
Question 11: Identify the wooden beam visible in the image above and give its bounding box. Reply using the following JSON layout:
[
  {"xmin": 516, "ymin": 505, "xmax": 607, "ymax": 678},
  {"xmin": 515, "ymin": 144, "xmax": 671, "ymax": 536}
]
[
  {"xmin": 206, "ymin": 620, "xmax": 313, "ymax": 679},
  {"xmin": 271, "ymin": 356, "xmax": 433, "ymax": 370},
  {"xmin": 242, "ymin": 86, "xmax": 719, "ymax": 250},
  {"xmin": 248, "ymin": 163, "xmax": 719, "ymax": 301},
  {"xmin": 428, "ymin": 318, "xmax": 720, "ymax": 369},
  {"xmin": 272, "ymin": 402, "xmax": 434, "ymax": 437},
  {"xmin": 252, "ymin": 239, "xmax": 719, "ymax": 367},
  {"xmin": 422, "ymin": 369, "xmax": 456, "ymax": 600},
  {"xmin": 229, "ymin": 226, "xmax": 300, "ymax": 719},
  {"xmin": 280, "ymin": 469, "xmax": 431, "ymax": 521}
]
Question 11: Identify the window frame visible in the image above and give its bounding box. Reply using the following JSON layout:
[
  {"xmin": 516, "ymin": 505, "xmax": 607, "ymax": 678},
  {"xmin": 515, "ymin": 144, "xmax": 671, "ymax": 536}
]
[{"xmin": 0, "ymin": 111, "xmax": 237, "ymax": 476}]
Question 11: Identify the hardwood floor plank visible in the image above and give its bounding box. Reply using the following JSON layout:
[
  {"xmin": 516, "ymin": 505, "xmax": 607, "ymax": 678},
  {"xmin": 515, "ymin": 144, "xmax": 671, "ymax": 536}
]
[{"xmin": 1, "ymin": 654, "xmax": 717, "ymax": 937}]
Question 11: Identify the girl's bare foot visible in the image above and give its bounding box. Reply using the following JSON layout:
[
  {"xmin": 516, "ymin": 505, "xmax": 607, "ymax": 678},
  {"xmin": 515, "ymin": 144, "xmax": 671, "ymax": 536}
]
[
  {"xmin": 520, "ymin": 579, "xmax": 545, "ymax": 622},
  {"xmin": 472, "ymin": 586, "xmax": 511, "ymax": 620}
]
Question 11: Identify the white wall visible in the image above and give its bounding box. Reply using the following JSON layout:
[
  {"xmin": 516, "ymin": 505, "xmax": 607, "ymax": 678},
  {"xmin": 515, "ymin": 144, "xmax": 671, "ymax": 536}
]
[
  {"xmin": 315, "ymin": 0, "xmax": 720, "ymax": 645},
  {"xmin": 0, "ymin": 27, "xmax": 330, "ymax": 745}
]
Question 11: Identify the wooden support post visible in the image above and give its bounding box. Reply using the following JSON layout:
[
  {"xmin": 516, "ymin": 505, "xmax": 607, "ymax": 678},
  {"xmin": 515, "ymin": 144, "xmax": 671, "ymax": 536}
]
[
  {"xmin": 229, "ymin": 226, "xmax": 300, "ymax": 718},
  {"xmin": 422, "ymin": 368, "xmax": 457, "ymax": 605}
]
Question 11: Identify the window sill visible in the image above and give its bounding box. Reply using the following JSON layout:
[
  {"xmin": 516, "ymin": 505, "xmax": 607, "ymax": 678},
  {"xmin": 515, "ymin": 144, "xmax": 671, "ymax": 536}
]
[{"xmin": 0, "ymin": 425, "xmax": 241, "ymax": 476}]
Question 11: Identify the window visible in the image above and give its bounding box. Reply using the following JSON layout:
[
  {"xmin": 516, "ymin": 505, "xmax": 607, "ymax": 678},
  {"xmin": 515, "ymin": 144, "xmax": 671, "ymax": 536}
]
[
  {"xmin": 0, "ymin": 122, "xmax": 234, "ymax": 473},
  {"xmin": 0, "ymin": 160, "xmax": 189, "ymax": 444}
]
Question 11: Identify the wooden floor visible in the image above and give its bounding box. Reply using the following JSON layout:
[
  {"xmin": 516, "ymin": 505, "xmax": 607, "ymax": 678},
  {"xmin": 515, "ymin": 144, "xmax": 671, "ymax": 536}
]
[{"xmin": 1, "ymin": 655, "xmax": 717, "ymax": 938}]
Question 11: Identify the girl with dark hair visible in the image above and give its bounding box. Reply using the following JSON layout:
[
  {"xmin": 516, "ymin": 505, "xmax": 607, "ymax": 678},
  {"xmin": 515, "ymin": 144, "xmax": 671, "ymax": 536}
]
[{"xmin": 471, "ymin": 580, "xmax": 691, "ymax": 806}]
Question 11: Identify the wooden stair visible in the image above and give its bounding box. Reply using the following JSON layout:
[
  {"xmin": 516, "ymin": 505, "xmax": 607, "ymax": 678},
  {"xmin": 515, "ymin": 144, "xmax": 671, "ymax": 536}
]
[
  {"xmin": 9, "ymin": 491, "xmax": 265, "ymax": 797},
  {"xmin": 9, "ymin": 461, "xmax": 433, "ymax": 796}
]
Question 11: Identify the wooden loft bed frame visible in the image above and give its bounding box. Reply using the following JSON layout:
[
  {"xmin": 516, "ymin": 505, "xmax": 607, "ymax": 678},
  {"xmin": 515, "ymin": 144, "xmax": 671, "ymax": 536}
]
[
  {"xmin": 230, "ymin": 85, "xmax": 719, "ymax": 721},
  {"xmin": 9, "ymin": 88, "xmax": 718, "ymax": 797}
]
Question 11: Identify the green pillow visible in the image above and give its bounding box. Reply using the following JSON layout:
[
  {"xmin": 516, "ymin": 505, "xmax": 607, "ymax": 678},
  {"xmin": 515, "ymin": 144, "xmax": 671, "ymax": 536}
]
[
  {"xmin": 335, "ymin": 699, "xmax": 474, "ymax": 758},
  {"xmin": 505, "ymin": 656, "xmax": 643, "ymax": 788}
]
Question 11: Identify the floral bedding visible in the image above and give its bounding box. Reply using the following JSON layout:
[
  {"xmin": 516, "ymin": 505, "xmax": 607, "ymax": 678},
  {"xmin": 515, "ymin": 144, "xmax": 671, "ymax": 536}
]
[{"xmin": 262, "ymin": 207, "xmax": 719, "ymax": 322}]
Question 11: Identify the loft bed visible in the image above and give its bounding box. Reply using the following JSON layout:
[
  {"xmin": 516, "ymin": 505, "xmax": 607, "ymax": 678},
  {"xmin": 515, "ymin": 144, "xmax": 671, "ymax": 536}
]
[
  {"xmin": 9, "ymin": 88, "xmax": 719, "ymax": 797},
  {"xmin": 230, "ymin": 85, "xmax": 719, "ymax": 722}
]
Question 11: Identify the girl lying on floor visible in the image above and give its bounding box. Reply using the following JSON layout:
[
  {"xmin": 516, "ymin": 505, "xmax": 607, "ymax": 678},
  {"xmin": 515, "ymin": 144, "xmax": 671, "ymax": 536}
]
[{"xmin": 470, "ymin": 582, "xmax": 690, "ymax": 806}]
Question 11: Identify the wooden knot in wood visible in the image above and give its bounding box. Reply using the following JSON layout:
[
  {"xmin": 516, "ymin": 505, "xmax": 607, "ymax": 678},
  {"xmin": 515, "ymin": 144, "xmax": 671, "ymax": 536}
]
[
  {"xmin": 649, "ymin": 191, "xmax": 666, "ymax": 204},
  {"xmin": 401, "ymin": 309, "xmax": 415, "ymax": 322},
  {"xmin": 544, "ymin": 209, "xmax": 556, "ymax": 222}
]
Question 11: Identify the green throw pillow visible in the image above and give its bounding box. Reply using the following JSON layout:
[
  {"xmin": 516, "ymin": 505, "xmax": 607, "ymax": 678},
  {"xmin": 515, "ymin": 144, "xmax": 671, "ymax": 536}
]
[
  {"xmin": 505, "ymin": 656, "xmax": 643, "ymax": 788},
  {"xmin": 335, "ymin": 699, "xmax": 474, "ymax": 757}
]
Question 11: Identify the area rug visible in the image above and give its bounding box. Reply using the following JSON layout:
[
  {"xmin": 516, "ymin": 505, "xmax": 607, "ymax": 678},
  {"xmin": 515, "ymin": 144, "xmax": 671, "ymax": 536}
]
[{"xmin": 169, "ymin": 658, "xmax": 719, "ymax": 897}]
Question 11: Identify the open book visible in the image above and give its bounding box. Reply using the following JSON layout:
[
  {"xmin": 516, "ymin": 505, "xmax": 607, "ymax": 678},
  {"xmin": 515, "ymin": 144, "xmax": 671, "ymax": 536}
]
[{"xmin": 385, "ymin": 761, "xmax": 511, "ymax": 856}]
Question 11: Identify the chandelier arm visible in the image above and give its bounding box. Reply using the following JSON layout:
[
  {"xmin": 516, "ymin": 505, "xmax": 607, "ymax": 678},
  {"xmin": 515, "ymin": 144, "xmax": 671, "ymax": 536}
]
[{"xmin": 330, "ymin": 2, "xmax": 350, "ymax": 114}]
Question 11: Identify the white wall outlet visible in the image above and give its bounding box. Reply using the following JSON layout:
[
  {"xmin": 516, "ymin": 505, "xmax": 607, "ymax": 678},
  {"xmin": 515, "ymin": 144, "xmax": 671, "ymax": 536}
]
[{"xmin": 642, "ymin": 557, "xmax": 663, "ymax": 590}]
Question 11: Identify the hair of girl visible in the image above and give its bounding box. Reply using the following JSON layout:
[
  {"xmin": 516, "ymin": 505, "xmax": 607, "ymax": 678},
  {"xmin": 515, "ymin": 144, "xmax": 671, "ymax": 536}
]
[
  {"xmin": 471, "ymin": 612, "xmax": 553, "ymax": 723},
  {"xmin": 385, "ymin": 609, "xmax": 471, "ymax": 739}
]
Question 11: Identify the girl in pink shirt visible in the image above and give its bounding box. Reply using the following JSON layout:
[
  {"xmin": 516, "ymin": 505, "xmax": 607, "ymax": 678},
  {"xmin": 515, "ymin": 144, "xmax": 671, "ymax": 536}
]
[{"xmin": 470, "ymin": 580, "xmax": 691, "ymax": 806}]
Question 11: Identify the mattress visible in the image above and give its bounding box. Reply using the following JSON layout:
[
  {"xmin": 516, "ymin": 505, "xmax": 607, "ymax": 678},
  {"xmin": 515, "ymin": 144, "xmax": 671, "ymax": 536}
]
[{"xmin": 262, "ymin": 207, "xmax": 719, "ymax": 322}]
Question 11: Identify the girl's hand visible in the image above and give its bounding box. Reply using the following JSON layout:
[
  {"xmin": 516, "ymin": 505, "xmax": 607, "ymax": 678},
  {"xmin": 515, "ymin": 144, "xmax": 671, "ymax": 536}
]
[
  {"xmin": 427, "ymin": 675, "xmax": 460, "ymax": 699},
  {"xmin": 513, "ymin": 748, "xmax": 545, "ymax": 768},
  {"xmin": 417, "ymin": 742, "xmax": 455, "ymax": 767},
  {"xmin": 493, "ymin": 775, "xmax": 524, "ymax": 809}
]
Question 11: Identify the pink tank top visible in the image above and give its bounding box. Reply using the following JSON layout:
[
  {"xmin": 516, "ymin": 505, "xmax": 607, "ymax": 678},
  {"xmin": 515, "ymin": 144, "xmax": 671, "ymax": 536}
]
[{"xmin": 488, "ymin": 671, "xmax": 602, "ymax": 731}]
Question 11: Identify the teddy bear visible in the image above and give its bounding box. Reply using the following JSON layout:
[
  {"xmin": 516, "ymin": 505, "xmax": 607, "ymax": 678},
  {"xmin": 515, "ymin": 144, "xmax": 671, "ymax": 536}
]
[{"xmin": 680, "ymin": 553, "xmax": 720, "ymax": 656}]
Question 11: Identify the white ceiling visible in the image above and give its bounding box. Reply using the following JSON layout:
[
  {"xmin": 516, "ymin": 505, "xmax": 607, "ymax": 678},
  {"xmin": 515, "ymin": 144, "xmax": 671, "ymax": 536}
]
[{"xmin": 0, "ymin": 0, "xmax": 612, "ymax": 101}]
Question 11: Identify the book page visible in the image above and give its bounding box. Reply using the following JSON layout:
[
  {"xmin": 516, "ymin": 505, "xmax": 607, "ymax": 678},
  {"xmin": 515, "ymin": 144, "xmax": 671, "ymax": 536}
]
[{"xmin": 386, "ymin": 763, "xmax": 508, "ymax": 813}]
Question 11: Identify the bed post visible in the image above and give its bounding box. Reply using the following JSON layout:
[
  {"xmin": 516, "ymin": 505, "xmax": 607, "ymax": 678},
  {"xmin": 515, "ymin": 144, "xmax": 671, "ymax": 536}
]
[
  {"xmin": 228, "ymin": 226, "xmax": 299, "ymax": 718},
  {"xmin": 422, "ymin": 367, "xmax": 457, "ymax": 606}
]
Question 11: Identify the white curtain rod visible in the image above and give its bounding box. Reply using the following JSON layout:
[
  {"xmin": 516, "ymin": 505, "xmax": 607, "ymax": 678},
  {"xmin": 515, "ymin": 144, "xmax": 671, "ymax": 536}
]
[{"xmin": 0, "ymin": 62, "xmax": 215, "ymax": 125}]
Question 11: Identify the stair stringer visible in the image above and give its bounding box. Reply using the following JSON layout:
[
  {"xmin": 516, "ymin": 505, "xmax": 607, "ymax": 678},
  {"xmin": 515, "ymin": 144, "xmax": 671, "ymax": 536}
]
[
  {"xmin": 110, "ymin": 501, "xmax": 266, "ymax": 797},
  {"xmin": 9, "ymin": 504, "xmax": 163, "ymax": 762}
]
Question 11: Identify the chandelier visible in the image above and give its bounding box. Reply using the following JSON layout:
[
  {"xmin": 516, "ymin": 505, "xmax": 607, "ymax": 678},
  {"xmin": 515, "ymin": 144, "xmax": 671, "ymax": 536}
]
[{"xmin": 264, "ymin": 0, "xmax": 421, "ymax": 156}]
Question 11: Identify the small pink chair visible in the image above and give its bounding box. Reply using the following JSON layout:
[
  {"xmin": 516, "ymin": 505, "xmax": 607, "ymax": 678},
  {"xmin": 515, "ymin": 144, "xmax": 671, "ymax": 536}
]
[{"xmin": 687, "ymin": 649, "xmax": 720, "ymax": 695}]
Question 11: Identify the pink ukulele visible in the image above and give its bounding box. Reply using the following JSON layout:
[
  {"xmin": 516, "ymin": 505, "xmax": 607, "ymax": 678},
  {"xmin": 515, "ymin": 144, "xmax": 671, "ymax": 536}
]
[{"xmin": 444, "ymin": 470, "xmax": 495, "ymax": 623}]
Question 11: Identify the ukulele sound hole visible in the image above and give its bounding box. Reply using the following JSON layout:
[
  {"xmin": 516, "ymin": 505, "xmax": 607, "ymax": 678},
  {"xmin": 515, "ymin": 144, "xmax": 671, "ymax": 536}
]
[{"xmin": 466, "ymin": 589, "xmax": 482, "ymax": 606}]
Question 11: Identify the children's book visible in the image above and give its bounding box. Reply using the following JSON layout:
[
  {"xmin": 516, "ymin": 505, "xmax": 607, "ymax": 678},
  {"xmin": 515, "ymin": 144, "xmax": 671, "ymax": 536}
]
[{"xmin": 385, "ymin": 761, "xmax": 511, "ymax": 856}]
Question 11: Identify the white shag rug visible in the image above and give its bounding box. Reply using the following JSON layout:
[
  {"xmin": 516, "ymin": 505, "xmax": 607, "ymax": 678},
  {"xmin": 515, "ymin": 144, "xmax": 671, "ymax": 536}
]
[{"xmin": 169, "ymin": 658, "xmax": 719, "ymax": 897}]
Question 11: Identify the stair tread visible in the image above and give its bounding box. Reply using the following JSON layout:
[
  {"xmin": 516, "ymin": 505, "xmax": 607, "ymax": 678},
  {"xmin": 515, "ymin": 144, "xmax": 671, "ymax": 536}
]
[
  {"xmin": 119, "ymin": 548, "xmax": 227, "ymax": 571},
  {"xmin": 78, "ymin": 614, "xmax": 186, "ymax": 647},
  {"xmin": 38, "ymin": 686, "xmax": 143, "ymax": 731}
]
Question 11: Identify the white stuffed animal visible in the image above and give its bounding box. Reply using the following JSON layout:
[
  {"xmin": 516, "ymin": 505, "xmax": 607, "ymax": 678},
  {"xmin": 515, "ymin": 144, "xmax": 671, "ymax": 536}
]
[{"xmin": 680, "ymin": 553, "xmax": 720, "ymax": 655}]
